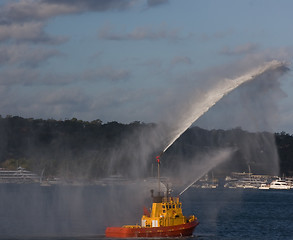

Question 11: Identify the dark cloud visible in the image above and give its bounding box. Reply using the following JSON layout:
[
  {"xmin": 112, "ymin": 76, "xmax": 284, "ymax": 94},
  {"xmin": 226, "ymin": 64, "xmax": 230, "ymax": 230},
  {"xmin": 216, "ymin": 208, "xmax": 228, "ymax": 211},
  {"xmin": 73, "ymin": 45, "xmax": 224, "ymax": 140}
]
[
  {"xmin": 0, "ymin": 0, "xmax": 134, "ymax": 44},
  {"xmin": 0, "ymin": 0, "xmax": 171, "ymax": 45},
  {"xmin": 42, "ymin": 0, "xmax": 135, "ymax": 12},
  {"xmin": 0, "ymin": 0, "xmax": 135, "ymax": 23}
]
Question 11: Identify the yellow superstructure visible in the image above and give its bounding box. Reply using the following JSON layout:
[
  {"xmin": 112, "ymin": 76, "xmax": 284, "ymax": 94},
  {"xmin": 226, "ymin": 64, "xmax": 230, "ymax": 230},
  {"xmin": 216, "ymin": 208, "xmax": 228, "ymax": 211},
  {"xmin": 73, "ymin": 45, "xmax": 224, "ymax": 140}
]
[
  {"xmin": 140, "ymin": 191, "xmax": 196, "ymax": 228},
  {"xmin": 107, "ymin": 156, "xmax": 199, "ymax": 237}
]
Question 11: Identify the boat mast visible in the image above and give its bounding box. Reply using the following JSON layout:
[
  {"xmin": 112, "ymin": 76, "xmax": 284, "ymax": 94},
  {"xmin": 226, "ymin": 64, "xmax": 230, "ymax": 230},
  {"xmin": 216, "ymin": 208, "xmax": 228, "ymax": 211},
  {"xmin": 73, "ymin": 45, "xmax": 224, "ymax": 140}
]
[
  {"xmin": 156, "ymin": 155, "xmax": 160, "ymax": 194},
  {"xmin": 248, "ymin": 164, "xmax": 252, "ymax": 184}
]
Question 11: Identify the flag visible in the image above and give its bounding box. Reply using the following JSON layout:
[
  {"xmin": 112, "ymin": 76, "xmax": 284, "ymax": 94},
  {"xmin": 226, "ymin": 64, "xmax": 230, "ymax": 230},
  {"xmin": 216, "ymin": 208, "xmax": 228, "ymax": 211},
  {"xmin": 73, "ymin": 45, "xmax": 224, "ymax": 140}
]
[{"xmin": 156, "ymin": 155, "xmax": 160, "ymax": 164}]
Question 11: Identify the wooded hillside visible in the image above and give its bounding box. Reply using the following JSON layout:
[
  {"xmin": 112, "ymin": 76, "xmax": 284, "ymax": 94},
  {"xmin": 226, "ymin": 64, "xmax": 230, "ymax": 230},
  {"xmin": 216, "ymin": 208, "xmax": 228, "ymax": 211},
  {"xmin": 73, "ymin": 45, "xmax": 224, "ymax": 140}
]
[{"xmin": 0, "ymin": 116, "xmax": 292, "ymax": 179}]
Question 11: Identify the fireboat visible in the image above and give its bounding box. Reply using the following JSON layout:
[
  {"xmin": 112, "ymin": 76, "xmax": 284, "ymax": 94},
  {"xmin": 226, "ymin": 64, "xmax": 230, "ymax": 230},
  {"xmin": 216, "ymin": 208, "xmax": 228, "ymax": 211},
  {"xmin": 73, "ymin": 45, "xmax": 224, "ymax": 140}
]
[{"xmin": 105, "ymin": 156, "xmax": 199, "ymax": 238}]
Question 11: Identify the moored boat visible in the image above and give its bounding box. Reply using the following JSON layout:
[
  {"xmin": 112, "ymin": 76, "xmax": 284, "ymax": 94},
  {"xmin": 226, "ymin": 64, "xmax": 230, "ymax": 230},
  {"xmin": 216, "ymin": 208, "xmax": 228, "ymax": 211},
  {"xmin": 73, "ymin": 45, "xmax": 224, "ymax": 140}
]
[
  {"xmin": 269, "ymin": 178, "xmax": 291, "ymax": 190},
  {"xmin": 258, "ymin": 183, "xmax": 270, "ymax": 190},
  {"xmin": 0, "ymin": 167, "xmax": 40, "ymax": 183}
]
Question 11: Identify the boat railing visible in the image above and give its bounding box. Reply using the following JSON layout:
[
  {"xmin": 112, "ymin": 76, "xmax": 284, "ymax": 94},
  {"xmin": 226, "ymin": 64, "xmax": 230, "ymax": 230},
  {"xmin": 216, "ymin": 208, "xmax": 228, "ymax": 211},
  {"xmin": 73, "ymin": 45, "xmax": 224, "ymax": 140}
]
[{"xmin": 162, "ymin": 196, "xmax": 179, "ymax": 203}]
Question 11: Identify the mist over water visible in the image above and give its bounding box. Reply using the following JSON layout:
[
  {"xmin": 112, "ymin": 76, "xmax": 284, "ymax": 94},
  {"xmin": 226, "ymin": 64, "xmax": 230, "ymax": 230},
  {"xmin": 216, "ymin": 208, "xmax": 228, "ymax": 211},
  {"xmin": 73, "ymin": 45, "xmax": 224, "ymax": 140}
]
[
  {"xmin": 103, "ymin": 60, "xmax": 289, "ymax": 184},
  {"xmin": 0, "ymin": 183, "xmax": 153, "ymax": 237},
  {"xmin": 176, "ymin": 148, "xmax": 235, "ymax": 195}
]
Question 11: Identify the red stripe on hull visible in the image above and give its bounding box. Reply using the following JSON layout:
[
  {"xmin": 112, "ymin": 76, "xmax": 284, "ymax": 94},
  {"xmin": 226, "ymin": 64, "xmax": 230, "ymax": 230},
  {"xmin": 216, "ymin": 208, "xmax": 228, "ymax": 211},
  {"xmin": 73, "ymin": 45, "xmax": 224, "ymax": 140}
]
[{"xmin": 105, "ymin": 220, "xmax": 199, "ymax": 238}]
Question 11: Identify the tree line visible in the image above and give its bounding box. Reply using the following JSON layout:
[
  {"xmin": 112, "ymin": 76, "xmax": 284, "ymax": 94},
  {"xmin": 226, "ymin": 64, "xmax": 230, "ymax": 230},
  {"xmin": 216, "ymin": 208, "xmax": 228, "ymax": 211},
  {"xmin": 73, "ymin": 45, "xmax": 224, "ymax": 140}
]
[{"xmin": 0, "ymin": 115, "xmax": 292, "ymax": 180}]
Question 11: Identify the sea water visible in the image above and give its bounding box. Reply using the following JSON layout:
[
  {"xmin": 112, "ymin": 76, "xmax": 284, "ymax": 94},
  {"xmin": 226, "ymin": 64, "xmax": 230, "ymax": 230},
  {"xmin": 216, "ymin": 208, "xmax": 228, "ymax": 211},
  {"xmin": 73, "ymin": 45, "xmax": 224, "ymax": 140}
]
[
  {"xmin": 0, "ymin": 184, "xmax": 293, "ymax": 240},
  {"xmin": 183, "ymin": 188, "xmax": 293, "ymax": 240}
]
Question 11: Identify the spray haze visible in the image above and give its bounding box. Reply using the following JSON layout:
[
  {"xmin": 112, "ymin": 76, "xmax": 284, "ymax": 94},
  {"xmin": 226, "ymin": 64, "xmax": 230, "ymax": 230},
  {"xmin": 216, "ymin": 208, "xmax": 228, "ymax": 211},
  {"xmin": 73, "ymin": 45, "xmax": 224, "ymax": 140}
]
[
  {"xmin": 102, "ymin": 60, "xmax": 289, "ymax": 181},
  {"xmin": 141, "ymin": 59, "xmax": 289, "ymax": 191},
  {"xmin": 162, "ymin": 60, "xmax": 289, "ymax": 154},
  {"xmin": 177, "ymin": 148, "xmax": 235, "ymax": 195}
]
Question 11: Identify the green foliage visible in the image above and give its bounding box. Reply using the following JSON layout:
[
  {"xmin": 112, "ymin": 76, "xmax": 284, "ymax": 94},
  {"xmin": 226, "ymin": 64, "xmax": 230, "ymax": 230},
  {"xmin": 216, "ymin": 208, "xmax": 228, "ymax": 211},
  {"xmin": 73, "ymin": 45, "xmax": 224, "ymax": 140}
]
[
  {"xmin": 0, "ymin": 115, "xmax": 292, "ymax": 179},
  {"xmin": 1, "ymin": 158, "xmax": 29, "ymax": 170}
]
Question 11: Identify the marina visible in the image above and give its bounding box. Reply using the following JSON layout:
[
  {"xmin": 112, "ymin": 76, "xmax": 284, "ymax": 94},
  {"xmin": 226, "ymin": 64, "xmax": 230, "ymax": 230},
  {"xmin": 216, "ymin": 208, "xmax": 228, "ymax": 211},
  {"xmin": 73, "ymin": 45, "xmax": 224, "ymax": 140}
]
[{"xmin": 193, "ymin": 172, "xmax": 293, "ymax": 190}]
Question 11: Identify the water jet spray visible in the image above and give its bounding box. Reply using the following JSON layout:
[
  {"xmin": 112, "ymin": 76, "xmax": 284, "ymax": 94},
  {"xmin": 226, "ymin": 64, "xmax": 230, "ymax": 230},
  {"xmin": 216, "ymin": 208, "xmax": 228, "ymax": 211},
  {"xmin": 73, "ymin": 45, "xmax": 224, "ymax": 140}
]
[
  {"xmin": 156, "ymin": 60, "xmax": 289, "ymax": 195},
  {"xmin": 162, "ymin": 60, "xmax": 288, "ymax": 155}
]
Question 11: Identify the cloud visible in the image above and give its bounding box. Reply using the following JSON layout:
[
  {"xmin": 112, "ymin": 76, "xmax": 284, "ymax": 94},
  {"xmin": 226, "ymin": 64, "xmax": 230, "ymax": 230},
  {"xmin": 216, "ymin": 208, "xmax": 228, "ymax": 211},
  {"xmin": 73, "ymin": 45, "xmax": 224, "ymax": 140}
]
[
  {"xmin": 83, "ymin": 66, "xmax": 131, "ymax": 82},
  {"xmin": 0, "ymin": 85, "xmax": 147, "ymax": 122},
  {"xmin": 41, "ymin": 87, "xmax": 89, "ymax": 105},
  {"xmin": 0, "ymin": 21, "xmax": 67, "ymax": 44},
  {"xmin": 0, "ymin": 64, "xmax": 132, "ymax": 87},
  {"xmin": 198, "ymin": 29, "xmax": 234, "ymax": 42},
  {"xmin": 0, "ymin": 44, "xmax": 62, "ymax": 67},
  {"xmin": 0, "ymin": 0, "xmax": 135, "ymax": 44},
  {"xmin": 0, "ymin": 1, "xmax": 75, "ymax": 23},
  {"xmin": 220, "ymin": 43, "xmax": 259, "ymax": 56},
  {"xmin": 0, "ymin": 67, "xmax": 78, "ymax": 87},
  {"xmin": 98, "ymin": 24, "xmax": 181, "ymax": 41},
  {"xmin": 239, "ymin": 47, "xmax": 293, "ymax": 65},
  {"xmin": 0, "ymin": 68, "xmax": 40, "ymax": 86},
  {"xmin": 0, "ymin": 87, "xmax": 92, "ymax": 120},
  {"xmin": 42, "ymin": 0, "xmax": 136, "ymax": 13},
  {"xmin": 0, "ymin": 0, "xmax": 136, "ymax": 23},
  {"xmin": 89, "ymin": 87, "xmax": 156, "ymax": 122},
  {"xmin": 172, "ymin": 47, "xmax": 292, "ymax": 89},
  {"xmin": 0, "ymin": 21, "xmax": 42, "ymax": 42}
]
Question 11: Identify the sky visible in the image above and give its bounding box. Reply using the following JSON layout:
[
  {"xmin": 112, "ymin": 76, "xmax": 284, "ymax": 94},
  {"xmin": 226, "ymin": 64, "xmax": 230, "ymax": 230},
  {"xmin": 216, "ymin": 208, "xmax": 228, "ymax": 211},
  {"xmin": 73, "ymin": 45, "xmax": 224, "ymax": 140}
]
[{"xmin": 0, "ymin": 0, "xmax": 293, "ymax": 133}]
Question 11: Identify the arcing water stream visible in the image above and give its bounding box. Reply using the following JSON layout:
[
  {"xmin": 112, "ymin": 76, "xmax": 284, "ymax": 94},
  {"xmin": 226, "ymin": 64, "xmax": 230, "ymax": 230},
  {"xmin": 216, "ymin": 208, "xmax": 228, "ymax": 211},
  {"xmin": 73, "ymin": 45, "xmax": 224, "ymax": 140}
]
[
  {"xmin": 156, "ymin": 60, "xmax": 289, "ymax": 195},
  {"xmin": 162, "ymin": 60, "xmax": 288, "ymax": 154}
]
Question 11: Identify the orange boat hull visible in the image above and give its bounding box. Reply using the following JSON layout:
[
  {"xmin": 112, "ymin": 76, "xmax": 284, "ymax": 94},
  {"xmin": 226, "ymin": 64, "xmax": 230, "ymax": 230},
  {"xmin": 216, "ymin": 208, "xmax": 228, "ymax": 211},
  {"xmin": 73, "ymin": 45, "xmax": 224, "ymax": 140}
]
[{"xmin": 105, "ymin": 220, "xmax": 199, "ymax": 238}]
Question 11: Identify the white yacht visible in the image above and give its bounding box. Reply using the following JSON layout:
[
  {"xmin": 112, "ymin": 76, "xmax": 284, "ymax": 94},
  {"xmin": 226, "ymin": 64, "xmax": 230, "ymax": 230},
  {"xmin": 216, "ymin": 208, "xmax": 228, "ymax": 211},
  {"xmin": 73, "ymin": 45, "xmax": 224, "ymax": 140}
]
[
  {"xmin": 269, "ymin": 179, "xmax": 291, "ymax": 190},
  {"xmin": 259, "ymin": 183, "xmax": 270, "ymax": 190},
  {"xmin": 0, "ymin": 167, "xmax": 40, "ymax": 183}
]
